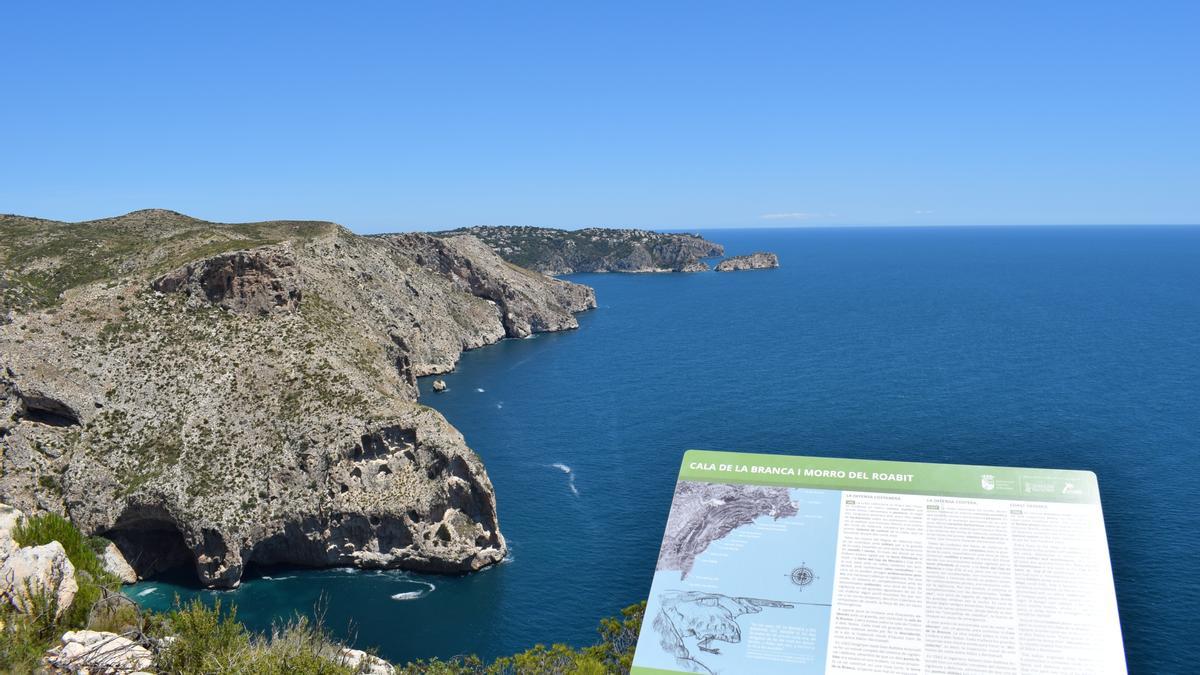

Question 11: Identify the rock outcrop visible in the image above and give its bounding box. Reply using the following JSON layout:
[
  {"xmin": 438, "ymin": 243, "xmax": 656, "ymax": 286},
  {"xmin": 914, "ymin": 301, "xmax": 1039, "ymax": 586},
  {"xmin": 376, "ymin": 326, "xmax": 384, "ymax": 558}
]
[
  {"xmin": 0, "ymin": 502, "xmax": 22, "ymax": 561},
  {"xmin": 0, "ymin": 541, "xmax": 78, "ymax": 619},
  {"xmin": 0, "ymin": 210, "xmax": 596, "ymax": 588},
  {"xmin": 44, "ymin": 630, "xmax": 154, "ymax": 674},
  {"xmin": 715, "ymin": 252, "xmax": 780, "ymax": 271},
  {"xmin": 433, "ymin": 225, "xmax": 724, "ymax": 274},
  {"xmin": 101, "ymin": 541, "xmax": 138, "ymax": 584},
  {"xmin": 150, "ymin": 248, "xmax": 302, "ymax": 315},
  {"xmin": 338, "ymin": 647, "xmax": 396, "ymax": 674}
]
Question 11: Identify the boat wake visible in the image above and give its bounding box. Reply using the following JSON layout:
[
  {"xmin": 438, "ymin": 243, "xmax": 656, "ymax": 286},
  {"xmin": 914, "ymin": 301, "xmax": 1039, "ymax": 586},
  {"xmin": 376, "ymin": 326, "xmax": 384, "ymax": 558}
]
[
  {"xmin": 551, "ymin": 463, "xmax": 580, "ymax": 496},
  {"xmin": 390, "ymin": 580, "xmax": 436, "ymax": 601}
]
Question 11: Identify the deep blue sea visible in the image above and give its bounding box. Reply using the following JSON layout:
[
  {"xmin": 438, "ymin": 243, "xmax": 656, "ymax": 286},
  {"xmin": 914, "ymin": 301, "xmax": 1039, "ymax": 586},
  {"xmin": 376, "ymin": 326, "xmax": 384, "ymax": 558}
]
[{"xmin": 128, "ymin": 227, "xmax": 1200, "ymax": 672}]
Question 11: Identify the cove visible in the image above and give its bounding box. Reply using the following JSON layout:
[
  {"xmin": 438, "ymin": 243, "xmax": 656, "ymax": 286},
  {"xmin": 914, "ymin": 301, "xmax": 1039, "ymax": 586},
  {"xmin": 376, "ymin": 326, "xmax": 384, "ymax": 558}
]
[{"xmin": 126, "ymin": 226, "xmax": 1200, "ymax": 672}]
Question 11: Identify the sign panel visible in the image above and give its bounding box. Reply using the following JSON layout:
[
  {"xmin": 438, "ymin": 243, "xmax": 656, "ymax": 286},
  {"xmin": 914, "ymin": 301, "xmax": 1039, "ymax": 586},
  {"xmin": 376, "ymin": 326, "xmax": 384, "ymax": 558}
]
[{"xmin": 632, "ymin": 450, "xmax": 1126, "ymax": 674}]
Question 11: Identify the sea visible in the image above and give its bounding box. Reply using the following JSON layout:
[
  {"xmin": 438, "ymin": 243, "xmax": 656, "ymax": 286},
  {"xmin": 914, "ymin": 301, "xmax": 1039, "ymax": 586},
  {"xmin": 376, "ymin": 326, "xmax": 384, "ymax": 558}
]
[{"xmin": 126, "ymin": 226, "xmax": 1200, "ymax": 672}]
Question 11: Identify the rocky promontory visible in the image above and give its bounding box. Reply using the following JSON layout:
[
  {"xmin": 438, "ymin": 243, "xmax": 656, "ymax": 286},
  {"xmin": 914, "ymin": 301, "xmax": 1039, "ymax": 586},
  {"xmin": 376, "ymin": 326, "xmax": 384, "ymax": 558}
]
[
  {"xmin": 432, "ymin": 225, "xmax": 724, "ymax": 274},
  {"xmin": 1, "ymin": 209, "xmax": 595, "ymax": 588},
  {"xmin": 715, "ymin": 252, "xmax": 780, "ymax": 271}
]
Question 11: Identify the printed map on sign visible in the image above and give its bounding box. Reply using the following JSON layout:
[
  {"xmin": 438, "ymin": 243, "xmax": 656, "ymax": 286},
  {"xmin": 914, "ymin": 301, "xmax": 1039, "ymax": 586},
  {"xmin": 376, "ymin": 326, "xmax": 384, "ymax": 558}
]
[{"xmin": 637, "ymin": 481, "xmax": 841, "ymax": 674}]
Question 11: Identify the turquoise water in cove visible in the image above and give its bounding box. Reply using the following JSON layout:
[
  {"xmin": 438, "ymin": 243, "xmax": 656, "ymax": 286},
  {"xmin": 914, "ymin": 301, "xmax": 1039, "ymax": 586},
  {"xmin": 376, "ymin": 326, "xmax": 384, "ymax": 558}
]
[{"xmin": 127, "ymin": 226, "xmax": 1200, "ymax": 672}]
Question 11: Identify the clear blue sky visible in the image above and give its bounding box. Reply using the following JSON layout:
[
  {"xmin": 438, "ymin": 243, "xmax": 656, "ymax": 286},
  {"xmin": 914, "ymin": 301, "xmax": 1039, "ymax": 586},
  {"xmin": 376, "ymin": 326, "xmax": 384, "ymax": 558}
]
[{"xmin": 2, "ymin": 2, "xmax": 1196, "ymax": 232}]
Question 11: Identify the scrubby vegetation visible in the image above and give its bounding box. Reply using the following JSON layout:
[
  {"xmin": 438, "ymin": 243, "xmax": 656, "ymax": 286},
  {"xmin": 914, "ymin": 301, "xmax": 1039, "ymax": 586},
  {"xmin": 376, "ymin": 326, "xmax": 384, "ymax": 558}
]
[
  {"xmin": 2, "ymin": 514, "xmax": 646, "ymax": 673},
  {"xmin": 8, "ymin": 512, "xmax": 123, "ymax": 637},
  {"xmin": 0, "ymin": 582, "xmax": 63, "ymax": 671},
  {"xmin": 397, "ymin": 601, "xmax": 645, "ymax": 674},
  {"xmin": 156, "ymin": 599, "xmax": 358, "ymax": 675},
  {"xmin": 12, "ymin": 512, "xmax": 119, "ymax": 586},
  {"xmin": 432, "ymin": 224, "xmax": 721, "ymax": 274},
  {"xmin": 3, "ymin": 513, "xmax": 124, "ymax": 671},
  {"xmin": 0, "ymin": 210, "xmax": 333, "ymax": 312}
]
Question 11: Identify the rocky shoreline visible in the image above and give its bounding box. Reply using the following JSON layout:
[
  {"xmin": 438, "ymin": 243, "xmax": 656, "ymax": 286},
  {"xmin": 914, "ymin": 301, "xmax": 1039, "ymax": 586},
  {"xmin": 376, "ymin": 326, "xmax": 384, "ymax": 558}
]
[
  {"xmin": 430, "ymin": 225, "xmax": 781, "ymax": 277},
  {"xmin": 431, "ymin": 225, "xmax": 724, "ymax": 274},
  {"xmin": 2, "ymin": 212, "xmax": 782, "ymax": 592},
  {"xmin": 1, "ymin": 210, "xmax": 595, "ymax": 588}
]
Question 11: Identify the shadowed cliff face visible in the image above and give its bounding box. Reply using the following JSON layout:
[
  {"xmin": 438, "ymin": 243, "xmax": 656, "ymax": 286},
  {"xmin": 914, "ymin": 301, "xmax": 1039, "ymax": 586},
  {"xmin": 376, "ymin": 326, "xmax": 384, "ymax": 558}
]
[{"xmin": 0, "ymin": 210, "xmax": 595, "ymax": 587}]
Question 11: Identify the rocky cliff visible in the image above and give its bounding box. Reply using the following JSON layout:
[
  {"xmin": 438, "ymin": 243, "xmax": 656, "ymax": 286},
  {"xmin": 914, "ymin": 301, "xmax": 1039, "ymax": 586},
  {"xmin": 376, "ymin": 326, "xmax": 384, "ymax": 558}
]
[
  {"xmin": 432, "ymin": 225, "xmax": 724, "ymax": 274},
  {"xmin": 0, "ymin": 209, "xmax": 595, "ymax": 588},
  {"xmin": 714, "ymin": 252, "xmax": 780, "ymax": 271}
]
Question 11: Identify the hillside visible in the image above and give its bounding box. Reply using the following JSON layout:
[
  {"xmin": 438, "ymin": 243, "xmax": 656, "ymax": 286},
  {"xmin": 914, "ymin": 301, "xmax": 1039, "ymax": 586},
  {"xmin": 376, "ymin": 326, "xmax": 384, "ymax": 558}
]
[
  {"xmin": 0, "ymin": 209, "xmax": 595, "ymax": 588},
  {"xmin": 430, "ymin": 225, "xmax": 724, "ymax": 274}
]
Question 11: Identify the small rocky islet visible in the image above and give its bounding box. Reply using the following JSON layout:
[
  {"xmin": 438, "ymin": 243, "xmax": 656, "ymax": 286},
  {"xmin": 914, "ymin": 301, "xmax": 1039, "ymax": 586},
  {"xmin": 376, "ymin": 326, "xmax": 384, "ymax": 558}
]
[{"xmin": 715, "ymin": 251, "xmax": 780, "ymax": 271}]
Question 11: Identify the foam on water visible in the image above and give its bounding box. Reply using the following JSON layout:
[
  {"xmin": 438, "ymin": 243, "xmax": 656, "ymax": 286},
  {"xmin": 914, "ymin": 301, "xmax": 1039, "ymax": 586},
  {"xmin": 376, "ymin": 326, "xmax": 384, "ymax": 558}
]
[
  {"xmin": 551, "ymin": 463, "xmax": 579, "ymax": 496},
  {"xmin": 390, "ymin": 581, "xmax": 436, "ymax": 601}
]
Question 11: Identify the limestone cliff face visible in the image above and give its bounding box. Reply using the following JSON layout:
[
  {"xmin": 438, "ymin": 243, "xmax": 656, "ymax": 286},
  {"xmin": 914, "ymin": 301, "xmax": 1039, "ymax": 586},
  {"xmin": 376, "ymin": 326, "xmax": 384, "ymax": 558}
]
[{"xmin": 0, "ymin": 210, "xmax": 595, "ymax": 587}]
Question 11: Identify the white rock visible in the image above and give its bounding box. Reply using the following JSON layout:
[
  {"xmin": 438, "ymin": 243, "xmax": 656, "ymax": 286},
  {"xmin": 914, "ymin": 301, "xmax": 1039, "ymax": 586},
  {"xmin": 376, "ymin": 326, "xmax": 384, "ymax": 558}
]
[
  {"xmin": 102, "ymin": 541, "xmax": 138, "ymax": 584},
  {"xmin": 0, "ymin": 503, "xmax": 25, "ymax": 563},
  {"xmin": 339, "ymin": 646, "xmax": 396, "ymax": 674},
  {"xmin": 0, "ymin": 503, "xmax": 24, "ymax": 538},
  {"xmin": 45, "ymin": 629, "xmax": 155, "ymax": 673},
  {"xmin": 0, "ymin": 541, "xmax": 78, "ymax": 619}
]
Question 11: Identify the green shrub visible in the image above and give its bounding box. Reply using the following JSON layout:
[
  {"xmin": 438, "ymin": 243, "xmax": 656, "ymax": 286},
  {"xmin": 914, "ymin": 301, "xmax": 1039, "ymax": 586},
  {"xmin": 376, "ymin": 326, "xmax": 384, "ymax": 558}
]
[
  {"xmin": 154, "ymin": 599, "xmax": 358, "ymax": 674},
  {"xmin": 2, "ymin": 514, "xmax": 132, "ymax": 671},
  {"xmin": 397, "ymin": 601, "xmax": 646, "ymax": 675},
  {"xmin": 156, "ymin": 598, "xmax": 251, "ymax": 674},
  {"xmin": 493, "ymin": 644, "xmax": 597, "ymax": 674},
  {"xmin": 0, "ymin": 581, "xmax": 65, "ymax": 672},
  {"xmin": 240, "ymin": 615, "xmax": 355, "ymax": 675},
  {"xmin": 11, "ymin": 512, "xmax": 121, "ymax": 589},
  {"xmin": 0, "ymin": 606, "xmax": 52, "ymax": 673},
  {"xmin": 581, "ymin": 600, "xmax": 644, "ymax": 673},
  {"xmin": 10, "ymin": 513, "xmax": 122, "ymax": 629},
  {"xmin": 87, "ymin": 597, "xmax": 143, "ymax": 634}
]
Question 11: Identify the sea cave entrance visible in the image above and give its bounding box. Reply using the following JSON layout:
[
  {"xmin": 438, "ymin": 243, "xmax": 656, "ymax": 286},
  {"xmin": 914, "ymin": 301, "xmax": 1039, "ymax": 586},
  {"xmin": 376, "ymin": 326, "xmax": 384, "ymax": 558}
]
[{"xmin": 103, "ymin": 505, "xmax": 199, "ymax": 585}]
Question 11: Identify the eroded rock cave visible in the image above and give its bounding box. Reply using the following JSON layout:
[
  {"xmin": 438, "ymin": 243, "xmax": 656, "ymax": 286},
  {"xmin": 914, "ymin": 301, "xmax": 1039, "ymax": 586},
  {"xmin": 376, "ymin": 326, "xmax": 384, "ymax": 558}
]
[{"xmin": 102, "ymin": 505, "xmax": 197, "ymax": 582}]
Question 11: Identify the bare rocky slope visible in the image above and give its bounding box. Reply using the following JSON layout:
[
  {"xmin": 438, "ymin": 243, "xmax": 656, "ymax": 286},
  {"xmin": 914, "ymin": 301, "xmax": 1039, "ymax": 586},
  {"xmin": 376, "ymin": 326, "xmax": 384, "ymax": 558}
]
[
  {"xmin": 432, "ymin": 225, "xmax": 724, "ymax": 274},
  {"xmin": 0, "ymin": 209, "xmax": 594, "ymax": 588}
]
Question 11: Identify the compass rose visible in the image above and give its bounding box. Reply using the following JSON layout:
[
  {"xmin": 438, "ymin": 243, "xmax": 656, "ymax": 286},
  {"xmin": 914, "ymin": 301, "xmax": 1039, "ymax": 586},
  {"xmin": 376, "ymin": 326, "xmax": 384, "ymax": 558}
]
[{"xmin": 787, "ymin": 564, "xmax": 817, "ymax": 589}]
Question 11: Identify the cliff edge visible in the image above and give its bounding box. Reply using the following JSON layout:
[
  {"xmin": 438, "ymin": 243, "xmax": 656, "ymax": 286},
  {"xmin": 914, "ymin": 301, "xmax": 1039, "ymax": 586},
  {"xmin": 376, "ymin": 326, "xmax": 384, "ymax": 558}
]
[{"xmin": 0, "ymin": 209, "xmax": 595, "ymax": 587}]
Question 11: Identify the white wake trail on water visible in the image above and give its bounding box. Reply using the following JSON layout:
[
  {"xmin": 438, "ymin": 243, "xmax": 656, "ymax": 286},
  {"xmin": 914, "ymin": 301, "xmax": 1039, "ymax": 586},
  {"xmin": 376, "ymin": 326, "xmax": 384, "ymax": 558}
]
[
  {"xmin": 551, "ymin": 463, "xmax": 579, "ymax": 496},
  {"xmin": 390, "ymin": 580, "xmax": 436, "ymax": 601},
  {"xmin": 476, "ymin": 388, "xmax": 485, "ymax": 392}
]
